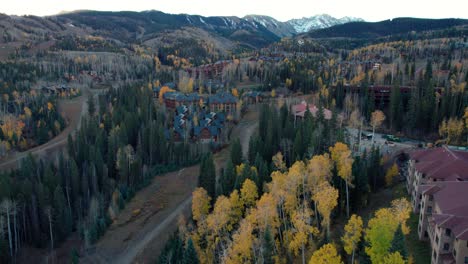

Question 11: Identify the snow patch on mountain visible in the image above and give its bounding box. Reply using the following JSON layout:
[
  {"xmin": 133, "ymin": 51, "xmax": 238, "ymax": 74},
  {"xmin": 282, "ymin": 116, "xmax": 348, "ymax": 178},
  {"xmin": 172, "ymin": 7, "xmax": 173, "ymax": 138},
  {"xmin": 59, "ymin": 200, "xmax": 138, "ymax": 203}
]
[{"xmin": 287, "ymin": 14, "xmax": 364, "ymax": 33}]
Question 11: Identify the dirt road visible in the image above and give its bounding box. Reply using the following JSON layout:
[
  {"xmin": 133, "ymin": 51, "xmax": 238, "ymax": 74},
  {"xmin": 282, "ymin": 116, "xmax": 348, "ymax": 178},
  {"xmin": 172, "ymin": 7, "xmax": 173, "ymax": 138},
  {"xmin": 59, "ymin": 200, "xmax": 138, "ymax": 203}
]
[
  {"xmin": 82, "ymin": 107, "xmax": 260, "ymax": 264},
  {"xmin": 0, "ymin": 94, "xmax": 88, "ymax": 171}
]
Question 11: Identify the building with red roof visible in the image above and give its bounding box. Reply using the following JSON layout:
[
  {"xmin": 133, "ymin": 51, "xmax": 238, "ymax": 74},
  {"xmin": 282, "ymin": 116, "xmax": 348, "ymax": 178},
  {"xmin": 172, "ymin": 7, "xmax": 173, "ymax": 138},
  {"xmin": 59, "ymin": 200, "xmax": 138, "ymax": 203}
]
[
  {"xmin": 407, "ymin": 146, "xmax": 468, "ymax": 213},
  {"xmin": 406, "ymin": 146, "xmax": 468, "ymax": 264},
  {"xmin": 418, "ymin": 182, "xmax": 468, "ymax": 264},
  {"xmin": 291, "ymin": 101, "xmax": 333, "ymax": 122}
]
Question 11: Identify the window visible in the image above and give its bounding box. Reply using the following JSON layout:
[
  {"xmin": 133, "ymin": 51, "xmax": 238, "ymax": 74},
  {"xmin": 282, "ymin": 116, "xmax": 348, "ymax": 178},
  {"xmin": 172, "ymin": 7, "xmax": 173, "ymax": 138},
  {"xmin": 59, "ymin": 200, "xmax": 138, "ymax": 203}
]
[
  {"xmin": 465, "ymin": 256, "xmax": 468, "ymax": 264},
  {"xmin": 444, "ymin": 243, "xmax": 449, "ymax": 250},
  {"xmin": 446, "ymin": 229, "xmax": 452, "ymax": 236},
  {"xmin": 436, "ymin": 235, "xmax": 439, "ymax": 244},
  {"xmin": 423, "ymin": 173, "xmax": 426, "ymax": 178},
  {"xmin": 425, "ymin": 231, "xmax": 428, "ymax": 237},
  {"xmin": 427, "ymin": 206, "xmax": 433, "ymax": 213},
  {"xmin": 454, "ymin": 249, "xmax": 457, "ymax": 256},
  {"xmin": 429, "ymin": 195, "xmax": 433, "ymax": 201},
  {"xmin": 433, "ymin": 250, "xmax": 437, "ymax": 259}
]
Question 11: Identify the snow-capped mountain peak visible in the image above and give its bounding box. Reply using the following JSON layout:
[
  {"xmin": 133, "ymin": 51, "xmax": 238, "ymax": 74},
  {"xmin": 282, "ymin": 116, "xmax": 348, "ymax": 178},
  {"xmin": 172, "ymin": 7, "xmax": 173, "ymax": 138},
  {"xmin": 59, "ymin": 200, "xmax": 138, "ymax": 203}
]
[{"xmin": 287, "ymin": 14, "xmax": 364, "ymax": 33}]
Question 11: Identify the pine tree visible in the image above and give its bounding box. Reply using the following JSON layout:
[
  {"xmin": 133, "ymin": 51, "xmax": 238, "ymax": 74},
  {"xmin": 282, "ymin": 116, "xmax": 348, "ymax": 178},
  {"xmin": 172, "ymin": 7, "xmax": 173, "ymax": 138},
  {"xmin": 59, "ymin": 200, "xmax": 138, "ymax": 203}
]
[
  {"xmin": 390, "ymin": 224, "xmax": 407, "ymax": 260},
  {"xmin": 88, "ymin": 94, "xmax": 95, "ymax": 116},
  {"xmin": 183, "ymin": 238, "xmax": 199, "ymax": 264},
  {"xmin": 221, "ymin": 159, "xmax": 236, "ymax": 196},
  {"xmin": 263, "ymin": 226, "xmax": 275, "ymax": 264},
  {"xmin": 230, "ymin": 138, "xmax": 243, "ymax": 166},
  {"xmin": 198, "ymin": 153, "xmax": 216, "ymax": 199}
]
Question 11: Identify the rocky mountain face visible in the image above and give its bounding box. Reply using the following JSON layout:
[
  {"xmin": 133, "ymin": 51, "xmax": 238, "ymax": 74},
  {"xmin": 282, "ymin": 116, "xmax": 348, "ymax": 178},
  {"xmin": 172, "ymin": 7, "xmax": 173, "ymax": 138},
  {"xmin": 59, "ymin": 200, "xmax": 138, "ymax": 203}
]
[
  {"xmin": 286, "ymin": 14, "xmax": 364, "ymax": 33},
  {"xmin": 244, "ymin": 14, "xmax": 364, "ymax": 37}
]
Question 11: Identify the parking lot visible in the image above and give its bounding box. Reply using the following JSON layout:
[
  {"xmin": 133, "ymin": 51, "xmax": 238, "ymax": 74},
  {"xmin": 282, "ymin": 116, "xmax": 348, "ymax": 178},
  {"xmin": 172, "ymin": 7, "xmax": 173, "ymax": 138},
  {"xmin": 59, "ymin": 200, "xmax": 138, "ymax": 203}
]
[{"xmin": 346, "ymin": 128, "xmax": 421, "ymax": 156}]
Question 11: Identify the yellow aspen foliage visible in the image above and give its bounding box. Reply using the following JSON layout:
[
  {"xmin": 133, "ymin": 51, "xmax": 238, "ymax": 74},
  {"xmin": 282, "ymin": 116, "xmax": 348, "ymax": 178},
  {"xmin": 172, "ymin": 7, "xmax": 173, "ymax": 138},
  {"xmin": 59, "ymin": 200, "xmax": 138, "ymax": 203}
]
[
  {"xmin": 23, "ymin": 107, "xmax": 32, "ymax": 119},
  {"xmin": 248, "ymin": 193, "xmax": 280, "ymax": 234},
  {"xmin": 308, "ymin": 243, "xmax": 343, "ymax": 264},
  {"xmin": 224, "ymin": 220, "xmax": 254, "ymax": 264},
  {"xmin": 206, "ymin": 195, "xmax": 233, "ymax": 233},
  {"xmin": 236, "ymin": 163, "xmax": 245, "ymax": 176},
  {"xmin": 385, "ymin": 163, "xmax": 399, "ymax": 187},
  {"xmin": 158, "ymin": 86, "xmax": 174, "ymax": 103},
  {"xmin": 439, "ymin": 117, "xmax": 464, "ymax": 144},
  {"xmin": 371, "ymin": 110, "xmax": 386, "ymax": 131},
  {"xmin": 289, "ymin": 207, "xmax": 319, "ymax": 256},
  {"xmin": 240, "ymin": 179, "xmax": 258, "ymax": 209},
  {"xmin": 307, "ymin": 153, "xmax": 333, "ymax": 193},
  {"xmin": 329, "ymin": 142, "xmax": 353, "ymax": 186},
  {"xmin": 342, "ymin": 214, "xmax": 363, "ymax": 261},
  {"xmin": 284, "ymin": 161, "xmax": 305, "ymax": 213},
  {"xmin": 47, "ymin": 102, "xmax": 54, "ymax": 111},
  {"xmin": 271, "ymin": 89, "xmax": 276, "ymax": 98},
  {"xmin": 272, "ymin": 152, "xmax": 287, "ymax": 172},
  {"xmin": 391, "ymin": 198, "xmax": 411, "ymax": 235},
  {"xmin": 365, "ymin": 208, "xmax": 399, "ymax": 264},
  {"xmin": 192, "ymin": 187, "xmax": 211, "ymax": 222},
  {"xmin": 231, "ymin": 88, "xmax": 239, "ymax": 97},
  {"xmin": 313, "ymin": 181, "xmax": 338, "ymax": 237},
  {"xmin": 383, "ymin": 252, "xmax": 406, "ymax": 264},
  {"xmin": 285, "ymin": 78, "xmax": 292, "ymax": 88},
  {"xmin": 229, "ymin": 190, "xmax": 244, "ymax": 225}
]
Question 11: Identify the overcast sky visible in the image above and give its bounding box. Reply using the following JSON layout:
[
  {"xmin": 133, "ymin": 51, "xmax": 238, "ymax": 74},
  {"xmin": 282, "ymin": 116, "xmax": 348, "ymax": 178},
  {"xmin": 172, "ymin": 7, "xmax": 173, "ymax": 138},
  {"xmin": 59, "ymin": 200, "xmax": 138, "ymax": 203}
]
[{"xmin": 2, "ymin": 0, "xmax": 467, "ymax": 22}]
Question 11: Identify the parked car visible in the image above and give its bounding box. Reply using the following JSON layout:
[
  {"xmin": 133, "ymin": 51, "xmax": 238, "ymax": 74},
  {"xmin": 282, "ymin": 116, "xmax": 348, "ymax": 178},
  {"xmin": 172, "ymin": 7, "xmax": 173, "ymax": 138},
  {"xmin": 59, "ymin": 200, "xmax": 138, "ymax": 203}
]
[{"xmin": 384, "ymin": 134, "xmax": 401, "ymax": 142}]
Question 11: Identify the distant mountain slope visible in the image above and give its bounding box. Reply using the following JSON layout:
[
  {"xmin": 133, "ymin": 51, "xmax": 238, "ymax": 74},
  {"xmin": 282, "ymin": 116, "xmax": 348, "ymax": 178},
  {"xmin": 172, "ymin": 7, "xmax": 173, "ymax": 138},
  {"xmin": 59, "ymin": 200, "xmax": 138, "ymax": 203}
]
[
  {"xmin": 56, "ymin": 10, "xmax": 280, "ymax": 48},
  {"xmin": 287, "ymin": 14, "xmax": 364, "ymax": 33},
  {"xmin": 244, "ymin": 15, "xmax": 296, "ymax": 37},
  {"xmin": 307, "ymin": 17, "xmax": 468, "ymax": 38}
]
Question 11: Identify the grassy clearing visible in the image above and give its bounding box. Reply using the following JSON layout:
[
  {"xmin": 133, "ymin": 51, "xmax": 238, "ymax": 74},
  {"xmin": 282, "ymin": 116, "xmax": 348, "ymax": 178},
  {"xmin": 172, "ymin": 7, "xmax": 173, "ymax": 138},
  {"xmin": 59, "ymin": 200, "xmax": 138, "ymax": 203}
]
[
  {"xmin": 406, "ymin": 213, "xmax": 431, "ymax": 264},
  {"xmin": 392, "ymin": 183, "xmax": 431, "ymax": 264}
]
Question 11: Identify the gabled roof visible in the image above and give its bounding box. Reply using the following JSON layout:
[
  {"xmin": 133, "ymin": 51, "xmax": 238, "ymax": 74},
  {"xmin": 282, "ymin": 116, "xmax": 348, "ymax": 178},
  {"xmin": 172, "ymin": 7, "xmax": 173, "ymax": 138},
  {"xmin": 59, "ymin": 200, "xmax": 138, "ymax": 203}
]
[
  {"xmin": 208, "ymin": 92, "xmax": 237, "ymax": 104},
  {"xmin": 423, "ymin": 181, "xmax": 468, "ymax": 240},
  {"xmin": 411, "ymin": 146, "xmax": 468, "ymax": 181},
  {"xmin": 292, "ymin": 101, "xmax": 332, "ymax": 120}
]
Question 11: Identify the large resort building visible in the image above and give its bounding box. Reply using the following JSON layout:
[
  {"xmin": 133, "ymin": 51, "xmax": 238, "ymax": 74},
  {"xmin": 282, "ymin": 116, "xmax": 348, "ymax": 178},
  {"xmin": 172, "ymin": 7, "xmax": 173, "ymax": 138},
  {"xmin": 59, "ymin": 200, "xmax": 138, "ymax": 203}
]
[{"xmin": 406, "ymin": 146, "xmax": 468, "ymax": 264}]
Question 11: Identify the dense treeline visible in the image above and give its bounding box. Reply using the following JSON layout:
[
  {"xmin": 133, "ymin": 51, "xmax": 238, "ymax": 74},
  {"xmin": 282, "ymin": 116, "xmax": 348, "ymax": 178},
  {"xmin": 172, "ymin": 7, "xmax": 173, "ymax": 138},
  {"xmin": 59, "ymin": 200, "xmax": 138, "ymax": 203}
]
[
  {"xmin": 308, "ymin": 18, "xmax": 468, "ymax": 39},
  {"xmin": 162, "ymin": 142, "xmax": 404, "ymax": 264},
  {"xmin": 160, "ymin": 101, "xmax": 389, "ymax": 263},
  {"xmin": 0, "ymin": 83, "xmax": 202, "ymax": 262}
]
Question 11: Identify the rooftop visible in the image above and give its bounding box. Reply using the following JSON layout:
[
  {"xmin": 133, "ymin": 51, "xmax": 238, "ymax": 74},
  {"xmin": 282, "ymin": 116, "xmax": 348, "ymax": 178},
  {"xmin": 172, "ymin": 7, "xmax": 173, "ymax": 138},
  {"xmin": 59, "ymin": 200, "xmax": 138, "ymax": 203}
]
[{"xmin": 410, "ymin": 146, "xmax": 468, "ymax": 181}]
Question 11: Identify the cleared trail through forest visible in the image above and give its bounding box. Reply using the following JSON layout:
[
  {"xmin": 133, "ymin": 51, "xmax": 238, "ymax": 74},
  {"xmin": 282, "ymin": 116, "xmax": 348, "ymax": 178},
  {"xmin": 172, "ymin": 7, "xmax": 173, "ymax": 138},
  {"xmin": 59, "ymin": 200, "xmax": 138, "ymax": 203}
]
[{"xmin": 83, "ymin": 106, "xmax": 260, "ymax": 264}]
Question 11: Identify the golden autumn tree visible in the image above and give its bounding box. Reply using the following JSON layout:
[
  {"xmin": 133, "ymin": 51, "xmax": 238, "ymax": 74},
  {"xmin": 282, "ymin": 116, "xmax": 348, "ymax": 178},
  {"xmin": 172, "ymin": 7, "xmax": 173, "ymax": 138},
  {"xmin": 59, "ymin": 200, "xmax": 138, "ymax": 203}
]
[
  {"xmin": 385, "ymin": 163, "xmax": 399, "ymax": 187},
  {"xmin": 205, "ymin": 195, "xmax": 235, "ymax": 263},
  {"xmin": 231, "ymin": 88, "xmax": 239, "ymax": 97},
  {"xmin": 391, "ymin": 198, "xmax": 411, "ymax": 235},
  {"xmin": 329, "ymin": 142, "xmax": 354, "ymax": 218},
  {"xmin": 342, "ymin": 214, "xmax": 363, "ymax": 264},
  {"xmin": 247, "ymin": 192, "xmax": 280, "ymax": 235},
  {"xmin": 158, "ymin": 86, "xmax": 174, "ymax": 103},
  {"xmin": 229, "ymin": 190, "xmax": 244, "ymax": 227},
  {"xmin": 370, "ymin": 110, "xmax": 386, "ymax": 143},
  {"xmin": 192, "ymin": 187, "xmax": 211, "ymax": 222},
  {"xmin": 272, "ymin": 152, "xmax": 287, "ymax": 172},
  {"xmin": 289, "ymin": 206, "xmax": 319, "ymax": 264},
  {"xmin": 313, "ymin": 181, "xmax": 338, "ymax": 238},
  {"xmin": 224, "ymin": 219, "xmax": 254, "ymax": 264},
  {"xmin": 439, "ymin": 117, "xmax": 464, "ymax": 145},
  {"xmin": 383, "ymin": 252, "xmax": 406, "ymax": 264},
  {"xmin": 240, "ymin": 179, "xmax": 258, "ymax": 209},
  {"xmin": 309, "ymin": 243, "xmax": 343, "ymax": 264},
  {"xmin": 365, "ymin": 208, "xmax": 399, "ymax": 263}
]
